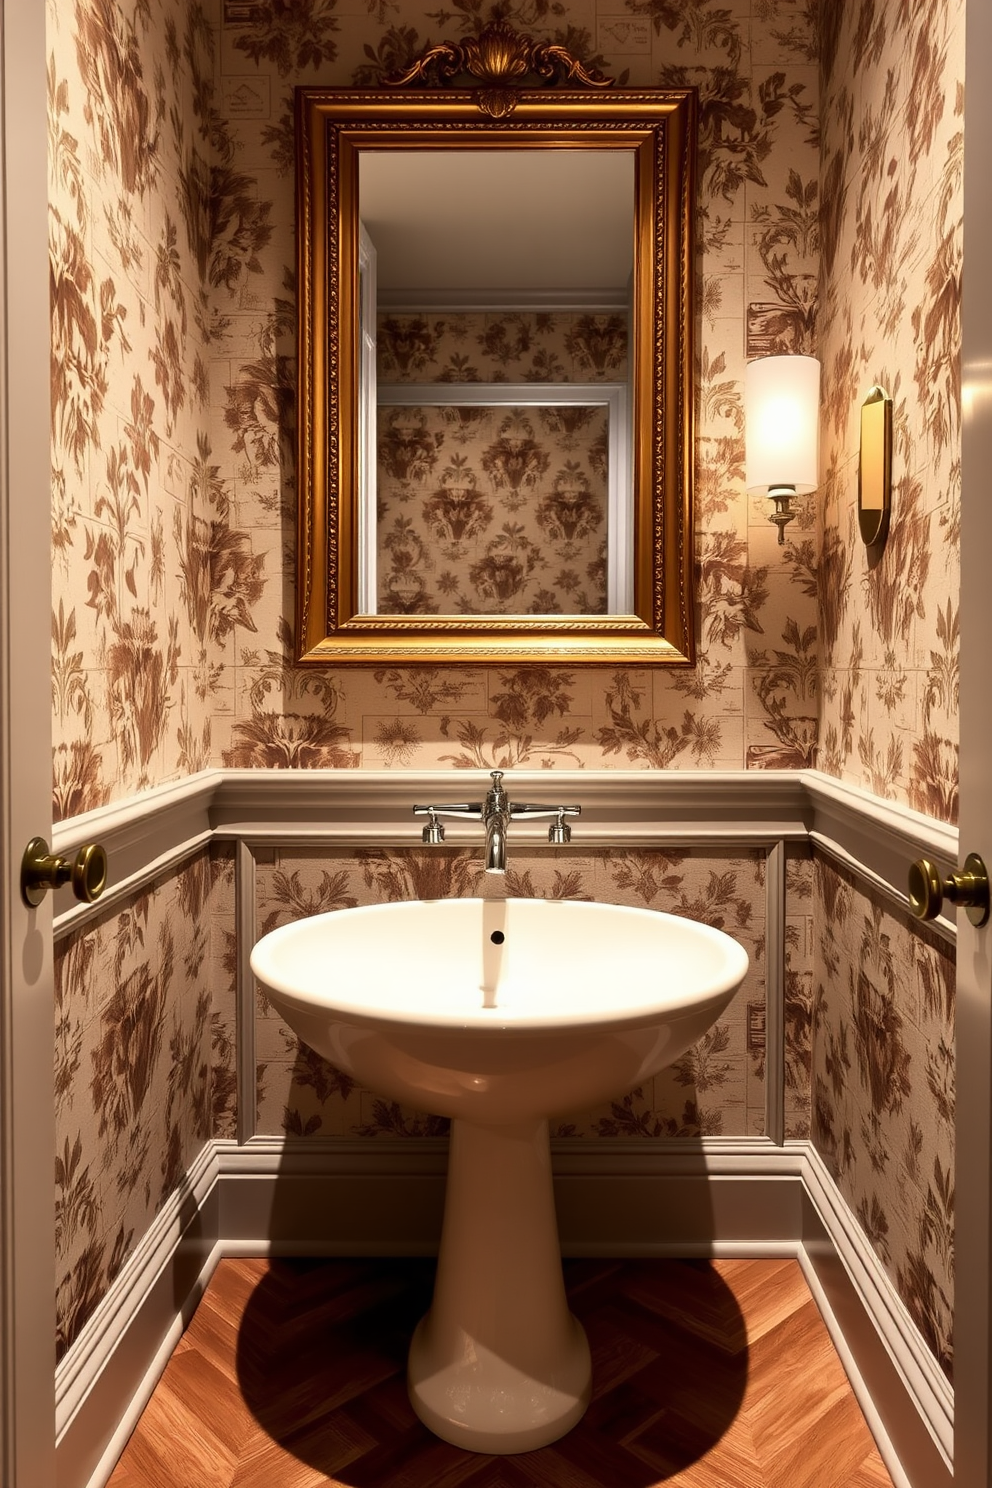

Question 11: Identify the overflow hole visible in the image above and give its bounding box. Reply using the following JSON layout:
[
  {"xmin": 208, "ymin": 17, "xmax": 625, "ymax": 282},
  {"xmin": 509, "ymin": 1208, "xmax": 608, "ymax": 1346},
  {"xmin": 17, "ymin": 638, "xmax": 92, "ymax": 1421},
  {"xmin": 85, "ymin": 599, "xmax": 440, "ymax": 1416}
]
[{"xmin": 490, "ymin": 930, "xmax": 505, "ymax": 945}]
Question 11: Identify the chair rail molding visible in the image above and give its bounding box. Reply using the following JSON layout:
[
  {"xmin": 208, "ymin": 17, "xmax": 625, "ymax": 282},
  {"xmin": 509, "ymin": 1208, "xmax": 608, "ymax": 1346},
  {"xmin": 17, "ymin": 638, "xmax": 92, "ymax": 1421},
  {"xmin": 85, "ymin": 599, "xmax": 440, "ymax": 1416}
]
[{"xmin": 51, "ymin": 767, "xmax": 957, "ymax": 939}]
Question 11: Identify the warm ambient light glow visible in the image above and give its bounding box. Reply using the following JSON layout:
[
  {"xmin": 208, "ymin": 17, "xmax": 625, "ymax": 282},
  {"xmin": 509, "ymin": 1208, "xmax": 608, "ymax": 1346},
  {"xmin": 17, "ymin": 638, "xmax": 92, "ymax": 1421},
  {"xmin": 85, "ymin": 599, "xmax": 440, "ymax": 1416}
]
[{"xmin": 744, "ymin": 353, "xmax": 820, "ymax": 543}]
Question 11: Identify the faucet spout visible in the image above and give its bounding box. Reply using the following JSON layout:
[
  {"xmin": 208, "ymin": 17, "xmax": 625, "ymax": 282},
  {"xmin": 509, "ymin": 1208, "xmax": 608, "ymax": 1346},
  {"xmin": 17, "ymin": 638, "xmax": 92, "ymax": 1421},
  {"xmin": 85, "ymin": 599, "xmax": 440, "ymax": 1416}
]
[
  {"xmin": 485, "ymin": 817, "xmax": 507, "ymax": 873},
  {"xmin": 483, "ymin": 770, "xmax": 509, "ymax": 875}
]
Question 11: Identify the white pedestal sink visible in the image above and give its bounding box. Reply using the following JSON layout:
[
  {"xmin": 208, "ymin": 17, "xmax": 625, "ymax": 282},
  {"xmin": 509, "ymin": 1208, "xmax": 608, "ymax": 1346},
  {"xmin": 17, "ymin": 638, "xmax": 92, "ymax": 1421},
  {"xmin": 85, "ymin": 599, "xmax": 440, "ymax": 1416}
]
[{"xmin": 250, "ymin": 897, "xmax": 748, "ymax": 1453}]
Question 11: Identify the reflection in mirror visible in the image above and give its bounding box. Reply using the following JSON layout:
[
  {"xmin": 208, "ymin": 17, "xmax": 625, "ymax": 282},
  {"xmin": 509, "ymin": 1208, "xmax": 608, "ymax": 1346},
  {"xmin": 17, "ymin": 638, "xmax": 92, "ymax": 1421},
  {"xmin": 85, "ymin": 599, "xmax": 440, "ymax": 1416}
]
[
  {"xmin": 373, "ymin": 385, "xmax": 630, "ymax": 616},
  {"xmin": 358, "ymin": 151, "xmax": 634, "ymax": 618}
]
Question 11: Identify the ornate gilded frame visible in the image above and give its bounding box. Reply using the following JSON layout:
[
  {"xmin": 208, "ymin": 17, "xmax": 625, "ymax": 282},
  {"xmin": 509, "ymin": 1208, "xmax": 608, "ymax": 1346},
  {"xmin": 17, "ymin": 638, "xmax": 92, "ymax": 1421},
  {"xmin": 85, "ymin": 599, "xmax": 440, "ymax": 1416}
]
[{"xmin": 295, "ymin": 25, "xmax": 696, "ymax": 665}]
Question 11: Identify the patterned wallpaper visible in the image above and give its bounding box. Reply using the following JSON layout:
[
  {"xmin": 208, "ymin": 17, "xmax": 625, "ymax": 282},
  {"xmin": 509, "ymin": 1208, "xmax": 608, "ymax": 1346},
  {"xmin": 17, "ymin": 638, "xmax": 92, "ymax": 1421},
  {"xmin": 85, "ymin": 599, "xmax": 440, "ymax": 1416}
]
[
  {"xmin": 48, "ymin": 0, "xmax": 822, "ymax": 798},
  {"xmin": 808, "ymin": 0, "xmax": 964, "ymax": 1385},
  {"xmin": 377, "ymin": 310, "xmax": 629, "ymax": 385},
  {"xmin": 378, "ymin": 401, "xmax": 611, "ymax": 616},
  {"xmin": 54, "ymin": 845, "xmax": 234, "ymax": 1359},
  {"xmin": 254, "ymin": 846, "xmax": 768, "ymax": 1140},
  {"xmin": 784, "ymin": 847, "xmax": 813, "ymax": 1141},
  {"xmin": 49, "ymin": 0, "xmax": 221, "ymax": 816},
  {"xmin": 376, "ymin": 312, "xmax": 623, "ymax": 615},
  {"xmin": 810, "ymin": 854, "xmax": 955, "ymax": 1381},
  {"xmin": 817, "ymin": 0, "xmax": 964, "ymax": 820}
]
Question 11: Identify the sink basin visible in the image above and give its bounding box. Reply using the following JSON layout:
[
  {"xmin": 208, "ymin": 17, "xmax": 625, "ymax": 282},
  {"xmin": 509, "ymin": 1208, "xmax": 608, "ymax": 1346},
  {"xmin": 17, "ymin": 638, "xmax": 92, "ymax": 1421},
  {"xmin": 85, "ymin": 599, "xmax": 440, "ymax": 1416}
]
[
  {"xmin": 250, "ymin": 897, "xmax": 748, "ymax": 1122},
  {"xmin": 250, "ymin": 897, "xmax": 748, "ymax": 1454}
]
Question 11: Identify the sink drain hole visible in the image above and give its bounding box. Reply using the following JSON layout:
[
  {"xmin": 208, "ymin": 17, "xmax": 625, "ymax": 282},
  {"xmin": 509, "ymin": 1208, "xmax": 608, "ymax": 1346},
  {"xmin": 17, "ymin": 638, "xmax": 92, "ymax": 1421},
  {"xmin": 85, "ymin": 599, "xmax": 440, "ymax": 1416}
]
[{"xmin": 490, "ymin": 930, "xmax": 505, "ymax": 944}]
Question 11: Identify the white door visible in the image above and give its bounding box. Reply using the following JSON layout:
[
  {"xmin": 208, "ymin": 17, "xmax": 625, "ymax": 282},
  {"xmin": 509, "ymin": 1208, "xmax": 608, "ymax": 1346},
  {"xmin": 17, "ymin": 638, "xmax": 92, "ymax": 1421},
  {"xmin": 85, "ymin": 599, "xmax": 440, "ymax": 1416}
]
[
  {"xmin": 953, "ymin": 1, "xmax": 992, "ymax": 1481},
  {"xmin": 0, "ymin": 4, "xmax": 57, "ymax": 1484}
]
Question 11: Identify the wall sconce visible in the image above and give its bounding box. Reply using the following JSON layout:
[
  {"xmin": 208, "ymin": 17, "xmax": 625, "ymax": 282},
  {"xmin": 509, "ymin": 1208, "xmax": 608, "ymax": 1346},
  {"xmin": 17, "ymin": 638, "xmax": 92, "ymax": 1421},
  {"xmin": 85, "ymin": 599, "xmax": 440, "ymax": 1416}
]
[
  {"xmin": 858, "ymin": 385, "xmax": 892, "ymax": 549},
  {"xmin": 744, "ymin": 354, "xmax": 821, "ymax": 544}
]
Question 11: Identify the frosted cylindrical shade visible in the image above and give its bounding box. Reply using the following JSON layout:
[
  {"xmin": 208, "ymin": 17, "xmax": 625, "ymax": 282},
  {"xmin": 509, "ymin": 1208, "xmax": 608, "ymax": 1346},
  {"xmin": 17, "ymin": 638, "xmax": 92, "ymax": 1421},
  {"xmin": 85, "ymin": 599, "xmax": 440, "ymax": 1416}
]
[{"xmin": 744, "ymin": 354, "xmax": 820, "ymax": 493}]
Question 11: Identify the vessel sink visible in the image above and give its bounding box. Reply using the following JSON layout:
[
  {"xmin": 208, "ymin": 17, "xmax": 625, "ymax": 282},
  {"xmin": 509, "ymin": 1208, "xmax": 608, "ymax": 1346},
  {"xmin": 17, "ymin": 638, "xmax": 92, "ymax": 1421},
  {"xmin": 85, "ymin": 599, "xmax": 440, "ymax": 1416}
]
[{"xmin": 250, "ymin": 897, "xmax": 748, "ymax": 1455}]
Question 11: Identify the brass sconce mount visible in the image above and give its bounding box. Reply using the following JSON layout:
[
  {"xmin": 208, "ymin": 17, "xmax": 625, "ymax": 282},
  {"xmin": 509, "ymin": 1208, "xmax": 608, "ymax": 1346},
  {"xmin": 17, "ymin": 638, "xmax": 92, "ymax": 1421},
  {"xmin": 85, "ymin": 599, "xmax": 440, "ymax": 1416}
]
[
  {"xmin": 768, "ymin": 484, "xmax": 798, "ymax": 545},
  {"xmin": 858, "ymin": 385, "xmax": 892, "ymax": 549}
]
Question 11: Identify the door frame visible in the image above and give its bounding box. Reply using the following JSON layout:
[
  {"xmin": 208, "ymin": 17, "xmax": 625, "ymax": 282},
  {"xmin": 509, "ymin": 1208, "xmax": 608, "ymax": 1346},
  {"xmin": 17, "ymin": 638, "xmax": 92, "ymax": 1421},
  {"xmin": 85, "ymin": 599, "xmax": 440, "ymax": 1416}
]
[
  {"xmin": 0, "ymin": 3, "xmax": 58, "ymax": 1483},
  {"xmin": 0, "ymin": 7, "xmax": 989, "ymax": 1488},
  {"xmin": 953, "ymin": 0, "xmax": 992, "ymax": 1481}
]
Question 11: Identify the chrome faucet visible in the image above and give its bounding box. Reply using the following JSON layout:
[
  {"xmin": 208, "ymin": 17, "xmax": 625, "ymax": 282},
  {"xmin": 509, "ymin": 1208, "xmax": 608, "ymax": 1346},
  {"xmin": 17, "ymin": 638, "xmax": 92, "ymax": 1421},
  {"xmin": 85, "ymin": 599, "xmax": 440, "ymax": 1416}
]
[{"xmin": 413, "ymin": 770, "xmax": 580, "ymax": 875}]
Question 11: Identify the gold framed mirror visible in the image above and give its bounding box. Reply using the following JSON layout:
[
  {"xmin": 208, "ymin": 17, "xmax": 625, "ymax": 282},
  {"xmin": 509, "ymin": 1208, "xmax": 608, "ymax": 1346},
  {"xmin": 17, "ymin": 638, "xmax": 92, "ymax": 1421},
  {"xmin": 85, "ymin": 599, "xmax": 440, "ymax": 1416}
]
[{"xmin": 295, "ymin": 23, "xmax": 696, "ymax": 665}]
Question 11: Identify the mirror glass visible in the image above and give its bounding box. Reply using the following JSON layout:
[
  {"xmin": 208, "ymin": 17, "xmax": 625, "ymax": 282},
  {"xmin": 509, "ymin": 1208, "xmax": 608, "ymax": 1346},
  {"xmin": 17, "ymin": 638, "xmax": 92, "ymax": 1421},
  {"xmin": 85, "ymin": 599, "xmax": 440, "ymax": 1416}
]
[
  {"xmin": 294, "ymin": 54, "xmax": 696, "ymax": 666},
  {"xmin": 358, "ymin": 150, "xmax": 635, "ymax": 618}
]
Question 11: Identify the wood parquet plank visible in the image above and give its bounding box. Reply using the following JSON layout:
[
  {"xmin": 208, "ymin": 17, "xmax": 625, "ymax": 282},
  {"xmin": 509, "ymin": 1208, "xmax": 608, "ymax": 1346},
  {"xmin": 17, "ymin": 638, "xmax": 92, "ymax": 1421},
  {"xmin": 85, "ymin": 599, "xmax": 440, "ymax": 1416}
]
[
  {"xmin": 762, "ymin": 1393, "xmax": 884, "ymax": 1488},
  {"xmin": 107, "ymin": 1256, "xmax": 896, "ymax": 1488},
  {"xmin": 622, "ymin": 1392, "xmax": 765, "ymax": 1486},
  {"xmin": 847, "ymin": 1455, "xmax": 903, "ymax": 1488},
  {"xmin": 712, "ymin": 1257, "xmax": 812, "ymax": 1345},
  {"xmin": 618, "ymin": 1258, "xmax": 752, "ymax": 1355}
]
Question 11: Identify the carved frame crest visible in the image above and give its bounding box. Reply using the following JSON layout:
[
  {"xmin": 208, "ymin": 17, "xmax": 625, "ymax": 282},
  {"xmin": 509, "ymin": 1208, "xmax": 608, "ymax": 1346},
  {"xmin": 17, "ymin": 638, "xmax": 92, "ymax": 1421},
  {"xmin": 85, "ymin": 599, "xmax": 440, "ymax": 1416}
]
[{"xmin": 383, "ymin": 19, "xmax": 615, "ymax": 117}]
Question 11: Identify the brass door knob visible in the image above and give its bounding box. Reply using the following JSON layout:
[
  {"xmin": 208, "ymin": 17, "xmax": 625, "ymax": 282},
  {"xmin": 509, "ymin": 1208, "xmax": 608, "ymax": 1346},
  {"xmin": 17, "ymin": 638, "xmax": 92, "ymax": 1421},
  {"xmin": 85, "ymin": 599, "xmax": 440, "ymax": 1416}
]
[
  {"xmin": 908, "ymin": 853, "xmax": 989, "ymax": 927},
  {"xmin": 21, "ymin": 837, "xmax": 108, "ymax": 908}
]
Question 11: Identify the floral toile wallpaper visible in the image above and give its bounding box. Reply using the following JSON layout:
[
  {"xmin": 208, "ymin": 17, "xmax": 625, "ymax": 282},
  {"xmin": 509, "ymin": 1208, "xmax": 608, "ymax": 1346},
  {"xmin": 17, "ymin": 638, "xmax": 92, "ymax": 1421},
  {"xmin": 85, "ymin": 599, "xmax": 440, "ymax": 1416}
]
[
  {"xmin": 50, "ymin": 0, "xmax": 220, "ymax": 815},
  {"xmin": 54, "ymin": 845, "xmax": 234, "ymax": 1359},
  {"xmin": 784, "ymin": 846, "xmax": 814, "ymax": 1141},
  {"xmin": 377, "ymin": 400, "xmax": 611, "ymax": 615},
  {"xmin": 817, "ymin": 0, "xmax": 963, "ymax": 820},
  {"xmin": 807, "ymin": 0, "xmax": 964, "ymax": 1386},
  {"xmin": 48, "ymin": 0, "xmax": 824, "ymax": 800},
  {"xmin": 810, "ymin": 854, "xmax": 955, "ymax": 1381},
  {"xmin": 376, "ymin": 312, "xmax": 624, "ymax": 615},
  {"xmin": 377, "ymin": 310, "xmax": 629, "ymax": 386}
]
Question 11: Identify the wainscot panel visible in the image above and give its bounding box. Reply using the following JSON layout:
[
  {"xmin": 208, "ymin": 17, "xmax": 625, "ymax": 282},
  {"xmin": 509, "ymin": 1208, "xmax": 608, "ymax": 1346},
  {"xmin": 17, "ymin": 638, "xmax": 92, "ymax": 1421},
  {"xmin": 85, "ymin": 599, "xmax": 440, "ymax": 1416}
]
[{"xmin": 50, "ymin": 769, "xmax": 957, "ymax": 1488}]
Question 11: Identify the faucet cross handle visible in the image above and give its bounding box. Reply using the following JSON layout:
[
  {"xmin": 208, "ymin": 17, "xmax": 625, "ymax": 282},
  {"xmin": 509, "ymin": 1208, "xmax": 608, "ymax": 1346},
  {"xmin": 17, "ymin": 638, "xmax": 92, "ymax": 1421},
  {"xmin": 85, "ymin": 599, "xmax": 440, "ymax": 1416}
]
[
  {"xmin": 548, "ymin": 808, "xmax": 572, "ymax": 845},
  {"xmin": 421, "ymin": 807, "xmax": 445, "ymax": 845}
]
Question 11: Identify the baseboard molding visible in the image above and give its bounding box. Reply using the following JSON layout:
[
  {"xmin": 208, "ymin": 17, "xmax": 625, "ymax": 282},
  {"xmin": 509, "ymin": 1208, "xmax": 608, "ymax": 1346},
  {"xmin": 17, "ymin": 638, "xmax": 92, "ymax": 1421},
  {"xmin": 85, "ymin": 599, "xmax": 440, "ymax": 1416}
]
[
  {"xmin": 56, "ymin": 1137, "xmax": 953, "ymax": 1488},
  {"xmin": 55, "ymin": 1142, "xmax": 221, "ymax": 1488},
  {"xmin": 798, "ymin": 1145, "xmax": 953, "ymax": 1488}
]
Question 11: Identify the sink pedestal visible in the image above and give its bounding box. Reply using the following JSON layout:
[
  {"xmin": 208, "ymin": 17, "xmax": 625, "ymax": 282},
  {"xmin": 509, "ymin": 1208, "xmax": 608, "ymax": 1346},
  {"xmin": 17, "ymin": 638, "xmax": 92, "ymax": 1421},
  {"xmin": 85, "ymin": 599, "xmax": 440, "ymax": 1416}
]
[{"xmin": 407, "ymin": 1117, "xmax": 591, "ymax": 1454}]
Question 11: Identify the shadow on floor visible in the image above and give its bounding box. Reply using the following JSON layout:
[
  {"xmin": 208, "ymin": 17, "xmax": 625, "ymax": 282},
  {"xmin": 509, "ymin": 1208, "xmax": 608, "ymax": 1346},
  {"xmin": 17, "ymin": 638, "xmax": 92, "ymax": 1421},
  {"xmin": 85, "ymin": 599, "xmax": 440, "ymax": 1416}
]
[{"xmin": 234, "ymin": 1256, "xmax": 749, "ymax": 1487}]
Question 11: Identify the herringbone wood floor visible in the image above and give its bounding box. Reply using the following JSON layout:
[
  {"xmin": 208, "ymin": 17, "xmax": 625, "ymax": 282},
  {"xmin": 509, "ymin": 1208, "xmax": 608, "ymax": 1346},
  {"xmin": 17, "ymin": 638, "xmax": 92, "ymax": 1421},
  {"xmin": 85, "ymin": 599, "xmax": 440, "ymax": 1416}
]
[{"xmin": 106, "ymin": 1256, "xmax": 894, "ymax": 1487}]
